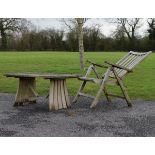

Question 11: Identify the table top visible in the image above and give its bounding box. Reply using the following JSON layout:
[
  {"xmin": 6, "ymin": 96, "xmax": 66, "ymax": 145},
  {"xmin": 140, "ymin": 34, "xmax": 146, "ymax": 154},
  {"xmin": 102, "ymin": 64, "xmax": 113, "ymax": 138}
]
[{"xmin": 5, "ymin": 73, "xmax": 81, "ymax": 79}]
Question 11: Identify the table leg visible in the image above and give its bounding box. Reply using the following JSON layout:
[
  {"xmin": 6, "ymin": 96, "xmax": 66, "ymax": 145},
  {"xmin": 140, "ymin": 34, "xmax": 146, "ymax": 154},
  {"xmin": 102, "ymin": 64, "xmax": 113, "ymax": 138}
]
[
  {"xmin": 49, "ymin": 79, "xmax": 71, "ymax": 111},
  {"xmin": 14, "ymin": 77, "xmax": 38, "ymax": 106}
]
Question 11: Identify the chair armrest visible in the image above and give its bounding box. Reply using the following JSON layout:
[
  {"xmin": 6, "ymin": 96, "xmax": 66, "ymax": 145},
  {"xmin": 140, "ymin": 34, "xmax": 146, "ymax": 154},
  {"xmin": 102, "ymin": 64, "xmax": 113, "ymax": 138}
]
[
  {"xmin": 104, "ymin": 61, "xmax": 133, "ymax": 72},
  {"xmin": 87, "ymin": 60, "xmax": 108, "ymax": 68}
]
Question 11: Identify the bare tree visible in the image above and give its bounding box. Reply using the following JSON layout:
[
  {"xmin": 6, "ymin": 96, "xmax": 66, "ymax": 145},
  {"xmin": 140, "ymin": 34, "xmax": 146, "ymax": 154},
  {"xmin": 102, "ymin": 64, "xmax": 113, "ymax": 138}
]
[
  {"xmin": 62, "ymin": 18, "xmax": 88, "ymax": 70},
  {"xmin": 147, "ymin": 18, "xmax": 155, "ymax": 29},
  {"xmin": 0, "ymin": 18, "xmax": 24, "ymax": 49},
  {"xmin": 147, "ymin": 18, "xmax": 155, "ymax": 40},
  {"xmin": 76, "ymin": 18, "xmax": 87, "ymax": 70},
  {"xmin": 114, "ymin": 18, "xmax": 142, "ymax": 48}
]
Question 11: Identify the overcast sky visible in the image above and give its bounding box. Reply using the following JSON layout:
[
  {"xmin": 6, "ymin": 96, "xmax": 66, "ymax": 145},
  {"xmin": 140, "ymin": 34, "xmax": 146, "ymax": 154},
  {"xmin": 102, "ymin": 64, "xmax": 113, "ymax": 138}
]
[{"xmin": 28, "ymin": 18, "xmax": 148, "ymax": 37}]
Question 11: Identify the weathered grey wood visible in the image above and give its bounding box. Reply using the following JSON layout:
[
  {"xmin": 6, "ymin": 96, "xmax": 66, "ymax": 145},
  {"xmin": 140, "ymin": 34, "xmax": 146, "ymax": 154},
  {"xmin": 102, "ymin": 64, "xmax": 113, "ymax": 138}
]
[
  {"xmin": 49, "ymin": 79, "xmax": 71, "ymax": 111},
  {"xmin": 112, "ymin": 68, "xmax": 132, "ymax": 107},
  {"xmin": 63, "ymin": 80, "xmax": 71, "ymax": 107},
  {"xmin": 49, "ymin": 80, "xmax": 55, "ymax": 110},
  {"xmin": 78, "ymin": 92, "xmax": 95, "ymax": 99},
  {"xmin": 117, "ymin": 55, "xmax": 141, "ymax": 76},
  {"xmin": 116, "ymin": 55, "xmax": 138, "ymax": 77},
  {"xmin": 109, "ymin": 51, "xmax": 152, "ymax": 78},
  {"xmin": 5, "ymin": 73, "xmax": 80, "ymax": 110},
  {"xmin": 72, "ymin": 65, "xmax": 93, "ymax": 103},
  {"xmin": 53, "ymin": 80, "xmax": 59, "ymax": 110},
  {"xmin": 85, "ymin": 65, "xmax": 94, "ymax": 77},
  {"xmin": 72, "ymin": 81, "xmax": 86, "ymax": 103},
  {"xmin": 107, "ymin": 93, "xmax": 125, "ymax": 99},
  {"xmin": 29, "ymin": 85, "xmax": 39, "ymax": 97},
  {"xmin": 92, "ymin": 66, "xmax": 100, "ymax": 78},
  {"xmin": 87, "ymin": 60, "xmax": 108, "ymax": 68},
  {"xmin": 114, "ymin": 52, "xmax": 131, "ymax": 65},
  {"xmin": 57, "ymin": 80, "xmax": 63, "ymax": 109},
  {"xmin": 14, "ymin": 77, "xmax": 37, "ymax": 106},
  {"xmin": 45, "ymin": 74, "xmax": 80, "ymax": 111},
  {"xmin": 78, "ymin": 77, "xmax": 102, "ymax": 84},
  {"xmin": 5, "ymin": 73, "xmax": 81, "ymax": 79},
  {"xmin": 75, "ymin": 51, "xmax": 152, "ymax": 108},
  {"xmin": 90, "ymin": 67, "xmax": 112, "ymax": 108},
  {"xmin": 60, "ymin": 80, "xmax": 67, "ymax": 109},
  {"xmin": 111, "ymin": 53, "xmax": 134, "ymax": 74},
  {"xmin": 105, "ymin": 61, "xmax": 133, "ymax": 72},
  {"xmin": 103, "ymin": 86, "xmax": 111, "ymax": 103}
]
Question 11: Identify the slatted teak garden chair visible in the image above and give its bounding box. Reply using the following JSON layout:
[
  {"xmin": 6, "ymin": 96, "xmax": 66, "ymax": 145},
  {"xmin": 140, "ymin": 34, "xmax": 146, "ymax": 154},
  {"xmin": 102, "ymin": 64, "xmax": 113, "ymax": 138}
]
[{"xmin": 73, "ymin": 51, "xmax": 152, "ymax": 108}]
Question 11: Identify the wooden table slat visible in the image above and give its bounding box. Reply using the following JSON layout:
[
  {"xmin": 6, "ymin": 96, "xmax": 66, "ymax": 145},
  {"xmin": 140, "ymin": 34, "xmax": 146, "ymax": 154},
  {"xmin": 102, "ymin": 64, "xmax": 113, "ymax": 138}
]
[{"xmin": 5, "ymin": 73, "xmax": 81, "ymax": 79}]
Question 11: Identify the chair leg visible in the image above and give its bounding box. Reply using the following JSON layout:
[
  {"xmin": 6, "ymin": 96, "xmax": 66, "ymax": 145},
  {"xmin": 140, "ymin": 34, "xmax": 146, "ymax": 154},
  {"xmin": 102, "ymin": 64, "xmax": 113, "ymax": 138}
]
[
  {"xmin": 90, "ymin": 68, "xmax": 112, "ymax": 108},
  {"xmin": 117, "ymin": 79, "xmax": 132, "ymax": 107},
  {"xmin": 103, "ymin": 87, "xmax": 111, "ymax": 103},
  {"xmin": 90, "ymin": 85, "xmax": 104, "ymax": 108},
  {"xmin": 112, "ymin": 68, "xmax": 132, "ymax": 107},
  {"xmin": 72, "ymin": 81, "xmax": 86, "ymax": 103}
]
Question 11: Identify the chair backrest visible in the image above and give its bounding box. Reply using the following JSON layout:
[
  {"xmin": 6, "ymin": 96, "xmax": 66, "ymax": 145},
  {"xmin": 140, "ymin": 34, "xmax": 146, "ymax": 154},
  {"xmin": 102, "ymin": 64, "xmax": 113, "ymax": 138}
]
[{"xmin": 109, "ymin": 51, "xmax": 152, "ymax": 78}]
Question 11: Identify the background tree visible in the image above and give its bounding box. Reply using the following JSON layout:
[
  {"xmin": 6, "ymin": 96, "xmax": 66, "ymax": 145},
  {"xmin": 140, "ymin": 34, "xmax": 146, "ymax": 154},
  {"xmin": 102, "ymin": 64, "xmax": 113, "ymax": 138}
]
[
  {"xmin": 63, "ymin": 18, "xmax": 88, "ymax": 70},
  {"xmin": 76, "ymin": 18, "xmax": 86, "ymax": 70},
  {"xmin": 66, "ymin": 29, "xmax": 78, "ymax": 51},
  {"xmin": 146, "ymin": 18, "xmax": 155, "ymax": 50},
  {"xmin": 0, "ymin": 18, "xmax": 24, "ymax": 50},
  {"xmin": 0, "ymin": 18, "xmax": 154, "ymax": 52},
  {"xmin": 47, "ymin": 29, "xmax": 64, "ymax": 51},
  {"xmin": 83, "ymin": 25, "xmax": 104, "ymax": 51},
  {"xmin": 147, "ymin": 18, "xmax": 155, "ymax": 39},
  {"xmin": 113, "ymin": 26, "xmax": 128, "ymax": 51},
  {"xmin": 114, "ymin": 18, "xmax": 142, "ymax": 49}
]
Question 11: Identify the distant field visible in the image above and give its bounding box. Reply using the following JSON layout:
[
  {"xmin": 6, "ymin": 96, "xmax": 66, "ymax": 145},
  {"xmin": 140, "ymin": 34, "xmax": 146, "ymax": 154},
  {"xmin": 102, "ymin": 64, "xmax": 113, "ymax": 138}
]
[{"xmin": 0, "ymin": 51, "xmax": 154, "ymax": 100}]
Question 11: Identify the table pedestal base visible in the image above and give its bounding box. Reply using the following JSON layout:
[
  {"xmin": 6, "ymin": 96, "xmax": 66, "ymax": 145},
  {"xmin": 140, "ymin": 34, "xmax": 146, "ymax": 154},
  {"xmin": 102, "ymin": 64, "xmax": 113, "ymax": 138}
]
[
  {"xmin": 49, "ymin": 79, "xmax": 71, "ymax": 110},
  {"xmin": 14, "ymin": 77, "xmax": 38, "ymax": 106}
]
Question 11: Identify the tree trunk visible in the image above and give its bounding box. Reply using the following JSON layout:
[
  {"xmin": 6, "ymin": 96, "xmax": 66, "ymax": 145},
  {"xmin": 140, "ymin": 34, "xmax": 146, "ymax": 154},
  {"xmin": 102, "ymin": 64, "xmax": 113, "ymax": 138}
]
[
  {"xmin": 130, "ymin": 28, "xmax": 135, "ymax": 50},
  {"xmin": 77, "ymin": 18, "xmax": 84, "ymax": 70},
  {"xmin": 0, "ymin": 30, "xmax": 7, "ymax": 50}
]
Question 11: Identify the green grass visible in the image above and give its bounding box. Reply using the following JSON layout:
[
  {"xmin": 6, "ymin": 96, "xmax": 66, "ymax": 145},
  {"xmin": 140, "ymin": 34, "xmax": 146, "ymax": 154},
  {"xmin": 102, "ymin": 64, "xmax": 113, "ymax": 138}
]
[{"xmin": 0, "ymin": 51, "xmax": 155, "ymax": 100}]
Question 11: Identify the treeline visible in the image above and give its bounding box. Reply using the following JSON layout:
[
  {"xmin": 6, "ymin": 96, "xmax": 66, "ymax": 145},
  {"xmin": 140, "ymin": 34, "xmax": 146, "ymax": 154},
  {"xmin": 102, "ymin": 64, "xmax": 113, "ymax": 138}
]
[{"xmin": 0, "ymin": 18, "xmax": 155, "ymax": 51}]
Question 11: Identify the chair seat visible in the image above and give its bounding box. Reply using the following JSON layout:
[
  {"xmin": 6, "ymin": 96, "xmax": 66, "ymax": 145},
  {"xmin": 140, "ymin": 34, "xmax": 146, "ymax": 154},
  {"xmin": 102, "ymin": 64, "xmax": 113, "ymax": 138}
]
[{"xmin": 78, "ymin": 77, "xmax": 102, "ymax": 84}]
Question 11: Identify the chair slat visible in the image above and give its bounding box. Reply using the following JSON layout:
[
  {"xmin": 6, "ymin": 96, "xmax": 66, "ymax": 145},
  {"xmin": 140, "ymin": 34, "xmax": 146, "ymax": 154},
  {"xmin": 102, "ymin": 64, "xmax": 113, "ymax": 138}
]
[
  {"xmin": 115, "ymin": 54, "xmax": 135, "ymax": 72},
  {"xmin": 116, "ymin": 54, "xmax": 137, "ymax": 75},
  {"xmin": 118, "ymin": 56, "xmax": 144, "ymax": 77},
  {"xmin": 109, "ymin": 51, "xmax": 152, "ymax": 78},
  {"xmin": 118, "ymin": 52, "xmax": 151, "ymax": 77},
  {"xmin": 110, "ymin": 54, "xmax": 135, "ymax": 77},
  {"xmin": 115, "ymin": 52, "xmax": 131, "ymax": 65},
  {"xmin": 117, "ymin": 55, "xmax": 140, "ymax": 76}
]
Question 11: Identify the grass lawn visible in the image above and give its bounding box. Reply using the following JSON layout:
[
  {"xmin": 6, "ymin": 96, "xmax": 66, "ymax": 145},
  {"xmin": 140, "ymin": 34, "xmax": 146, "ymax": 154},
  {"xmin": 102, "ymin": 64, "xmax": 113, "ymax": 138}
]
[{"xmin": 0, "ymin": 51, "xmax": 154, "ymax": 100}]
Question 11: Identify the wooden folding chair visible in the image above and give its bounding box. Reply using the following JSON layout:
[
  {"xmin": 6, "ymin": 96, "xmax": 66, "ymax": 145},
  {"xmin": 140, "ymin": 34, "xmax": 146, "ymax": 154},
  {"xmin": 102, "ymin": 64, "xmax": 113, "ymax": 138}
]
[{"xmin": 73, "ymin": 51, "xmax": 152, "ymax": 108}]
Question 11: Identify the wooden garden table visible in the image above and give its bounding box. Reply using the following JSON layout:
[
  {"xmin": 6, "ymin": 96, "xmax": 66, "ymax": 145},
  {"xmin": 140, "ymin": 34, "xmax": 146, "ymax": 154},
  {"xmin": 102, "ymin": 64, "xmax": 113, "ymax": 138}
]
[
  {"xmin": 44, "ymin": 74, "xmax": 80, "ymax": 111},
  {"xmin": 5, "ymin": 73, "xmax": 80, "ymax": 111}
]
